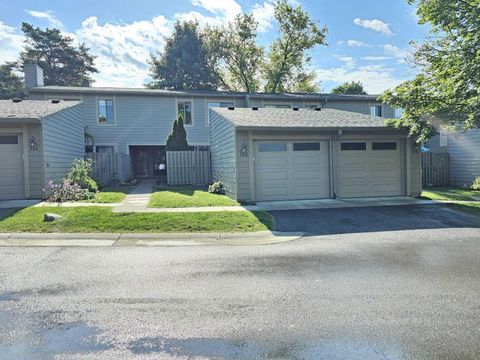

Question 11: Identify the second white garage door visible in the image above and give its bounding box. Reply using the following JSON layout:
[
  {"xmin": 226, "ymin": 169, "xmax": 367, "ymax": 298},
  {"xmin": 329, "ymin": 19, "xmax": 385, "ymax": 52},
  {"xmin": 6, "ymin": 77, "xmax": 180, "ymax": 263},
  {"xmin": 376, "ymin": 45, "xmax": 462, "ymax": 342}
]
[
  {"xmin": 0, "ymin": 134, "xmax": 24, "ymax": 200},
  {"xmin": 336, "ymin": 140, "xmax": 403, "ymax": 198},
  {"xmin": 254, "ymin": 140, "xmax": 330, "ymax": 201}
]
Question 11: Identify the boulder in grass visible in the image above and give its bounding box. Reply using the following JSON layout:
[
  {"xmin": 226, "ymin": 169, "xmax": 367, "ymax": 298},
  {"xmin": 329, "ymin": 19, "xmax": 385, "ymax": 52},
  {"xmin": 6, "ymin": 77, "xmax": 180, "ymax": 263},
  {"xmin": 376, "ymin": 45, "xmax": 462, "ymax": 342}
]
[{"xmin": 44, "ymin": 213, "xmax": 62, "ymax": 222}]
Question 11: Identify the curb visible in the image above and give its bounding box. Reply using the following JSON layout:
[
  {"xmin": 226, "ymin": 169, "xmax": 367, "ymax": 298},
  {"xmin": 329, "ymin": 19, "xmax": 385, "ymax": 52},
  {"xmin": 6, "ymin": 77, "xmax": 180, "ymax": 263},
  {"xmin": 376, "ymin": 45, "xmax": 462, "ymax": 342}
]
[{"xmin": 0, "ymin": 231, "xmax": 303, "ymax": 247}]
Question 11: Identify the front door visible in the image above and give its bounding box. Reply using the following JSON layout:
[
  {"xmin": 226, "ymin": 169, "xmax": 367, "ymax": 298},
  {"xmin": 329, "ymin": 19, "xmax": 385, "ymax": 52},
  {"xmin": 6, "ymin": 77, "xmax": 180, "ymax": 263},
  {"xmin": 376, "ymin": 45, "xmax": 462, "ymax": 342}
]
[{"xmin": 130, "ymin": 146, "xmax": 167, "ymax": 180}]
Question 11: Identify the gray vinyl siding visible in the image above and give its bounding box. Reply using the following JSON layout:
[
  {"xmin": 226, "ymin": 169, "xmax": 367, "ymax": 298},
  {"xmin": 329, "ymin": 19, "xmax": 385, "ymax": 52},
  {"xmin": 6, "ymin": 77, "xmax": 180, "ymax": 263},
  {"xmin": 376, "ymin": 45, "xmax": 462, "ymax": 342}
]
[
  {"xmin": 42, "ymin": 105, "xmax": 85, "ymax": 184},
  {"xmin": 425, "ymin": 135, "xmax": 446, "ymax": 152},
  {"xmin": 326, "ymin": 100, "xmax": 394, "ymax": 118},
  {"xmin": 410, "ymin": 140, "xmax": 422, "ymax": 196},
  {"xmin": 28, "ymin": 123, "xmax": 44, "ymax": 198},
  {"xmin": 236, "ymin": 131, "xmax": 251, "ymax": 201},
  {"xmin": 209, "ymin": 112, "xmax": 237, "ymax": 198},
  {"xmin": 447, "ymin": 130, "xmax": 480, "ymax": 187}
]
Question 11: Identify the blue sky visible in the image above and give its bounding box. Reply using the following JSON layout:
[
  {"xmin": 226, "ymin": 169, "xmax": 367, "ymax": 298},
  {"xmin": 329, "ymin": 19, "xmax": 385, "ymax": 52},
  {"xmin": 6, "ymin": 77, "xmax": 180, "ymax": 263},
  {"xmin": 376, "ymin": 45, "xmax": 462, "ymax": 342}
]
[{"xmin": 0, "ymin": 0, "xmax": 429, "ymax": 93}]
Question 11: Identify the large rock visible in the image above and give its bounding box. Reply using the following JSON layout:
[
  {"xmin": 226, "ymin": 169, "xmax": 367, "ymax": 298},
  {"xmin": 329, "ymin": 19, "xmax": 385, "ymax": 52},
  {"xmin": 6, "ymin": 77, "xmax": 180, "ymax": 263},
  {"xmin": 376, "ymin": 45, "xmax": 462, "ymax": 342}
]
[{"xmin": 44, "ymin": 213, "xmax": 62, "ymax": 222}]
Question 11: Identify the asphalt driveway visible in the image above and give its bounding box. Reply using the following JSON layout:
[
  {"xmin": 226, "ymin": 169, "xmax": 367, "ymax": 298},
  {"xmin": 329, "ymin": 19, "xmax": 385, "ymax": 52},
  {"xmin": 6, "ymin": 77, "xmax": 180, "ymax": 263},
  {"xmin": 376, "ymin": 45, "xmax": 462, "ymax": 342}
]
[{"xmin": 272, "ymin": 204, "xmax": 480, "ymax": 235}]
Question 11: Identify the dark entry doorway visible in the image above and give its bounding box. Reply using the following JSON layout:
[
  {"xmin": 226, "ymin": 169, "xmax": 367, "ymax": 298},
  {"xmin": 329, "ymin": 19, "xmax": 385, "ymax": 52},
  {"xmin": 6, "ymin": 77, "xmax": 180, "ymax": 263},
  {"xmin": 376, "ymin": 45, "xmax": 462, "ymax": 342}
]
[{"xmin": 129, "ymin": 146, "xmax": 167, "ymax": 181}]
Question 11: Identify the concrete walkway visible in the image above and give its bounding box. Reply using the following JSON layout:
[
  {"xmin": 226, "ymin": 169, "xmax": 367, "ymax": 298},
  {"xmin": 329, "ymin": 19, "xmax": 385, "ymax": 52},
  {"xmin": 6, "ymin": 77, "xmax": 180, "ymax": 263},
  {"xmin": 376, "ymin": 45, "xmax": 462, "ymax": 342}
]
[
  {"xmin": 0, "ymin": 231, "xmax": 303, "ymax": 247},
  {"xmin": 112, "ymin": 180, "xmax": 156, "ymax": 213}
]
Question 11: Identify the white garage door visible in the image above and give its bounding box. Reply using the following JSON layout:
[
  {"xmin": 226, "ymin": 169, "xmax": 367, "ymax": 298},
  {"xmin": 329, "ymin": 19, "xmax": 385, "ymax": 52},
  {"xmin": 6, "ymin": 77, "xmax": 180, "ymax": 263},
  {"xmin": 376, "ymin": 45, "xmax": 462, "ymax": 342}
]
[
  {"xmin": 254, "ymin": 140, "xmax": 330, "ymax": 201},
  {"xmin": 0, "ymin": 134, "xmax": 24, "ymax": 200},
  {"xmin": 336, "ymin": 140, "xmax": 402, "ymax": 198}
]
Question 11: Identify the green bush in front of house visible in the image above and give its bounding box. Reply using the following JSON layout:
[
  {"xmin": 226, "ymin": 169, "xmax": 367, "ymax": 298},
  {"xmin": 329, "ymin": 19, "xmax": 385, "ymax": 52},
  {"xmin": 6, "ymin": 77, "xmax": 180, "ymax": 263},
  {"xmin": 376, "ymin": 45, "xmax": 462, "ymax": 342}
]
[
  {"xmin": 471, "ymin": 177, "xmax": 480, "ymax": 191},
  {"xmin": 66, "ymin": 159, "xmax": 98, "ymax": 193},
  {"xmin": 208, "ymin": 181, "xmax": 225, "ymax": 195}
]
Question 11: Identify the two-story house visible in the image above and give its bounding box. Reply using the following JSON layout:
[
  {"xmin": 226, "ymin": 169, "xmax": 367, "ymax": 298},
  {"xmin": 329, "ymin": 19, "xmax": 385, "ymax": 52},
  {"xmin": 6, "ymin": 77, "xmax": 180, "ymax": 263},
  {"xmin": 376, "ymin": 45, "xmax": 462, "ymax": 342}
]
[{"xmin": 0, "ymin": 64, "xmax": 421, "ymax": 201}]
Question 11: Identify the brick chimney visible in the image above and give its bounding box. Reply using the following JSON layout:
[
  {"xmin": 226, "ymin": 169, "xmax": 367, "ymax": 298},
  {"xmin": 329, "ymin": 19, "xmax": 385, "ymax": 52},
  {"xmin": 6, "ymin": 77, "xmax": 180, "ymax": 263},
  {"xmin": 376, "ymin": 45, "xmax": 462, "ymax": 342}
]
[{"xmin": 24, "ymin": 64, "xmax": 44, "ymax": 91}]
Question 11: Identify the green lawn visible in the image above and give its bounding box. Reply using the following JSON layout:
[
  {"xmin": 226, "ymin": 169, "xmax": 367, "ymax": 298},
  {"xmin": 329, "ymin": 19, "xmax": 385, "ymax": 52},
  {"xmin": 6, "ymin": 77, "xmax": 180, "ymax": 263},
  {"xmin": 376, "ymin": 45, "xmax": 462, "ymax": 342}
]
[
  {"xmin": 0, "ymin": 207, "xmax": 274, "ymax": 233},
  {"xmin": 85, "ymin": 185, "xmax": 134, "ymax": 203},
  {"xmin": 447, "ymin": 202, "xmax": 480, "ymax": 217},
  {"xmin": 149, "ymin": 186, "xmax": 239, "ymax": 208},
  {"xmin": 421, "ymin": 186, "xmax": 480, "ymax": 201}
]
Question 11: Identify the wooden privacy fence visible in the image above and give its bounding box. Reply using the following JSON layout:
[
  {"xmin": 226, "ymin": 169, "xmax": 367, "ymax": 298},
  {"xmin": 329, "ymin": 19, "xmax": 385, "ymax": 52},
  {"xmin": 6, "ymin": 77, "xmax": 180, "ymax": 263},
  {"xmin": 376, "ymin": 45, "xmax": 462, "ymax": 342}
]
[
  {"xmin": 167, "ymin": 150, "xmax": 211, "ymax": 186},
  {"xmin": 86, "ymin": 153, "xmax": 130, "ymax": 186},
  {"xmin": 422, "ymin": 152, "xmax": 449, "ymax": 186}
]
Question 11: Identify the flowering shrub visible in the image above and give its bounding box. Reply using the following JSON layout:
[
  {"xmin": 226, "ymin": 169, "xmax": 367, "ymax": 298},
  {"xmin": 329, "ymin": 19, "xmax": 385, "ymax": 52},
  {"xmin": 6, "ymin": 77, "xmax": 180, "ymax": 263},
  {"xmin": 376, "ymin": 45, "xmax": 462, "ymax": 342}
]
[
  {"xmin": 46, "ymin": 179, "xmax": 95, "ymax": 202},
  {"xmin": 471, "ymin": 177, "xmax": 480, "ymax": 191},
  {"xmin": 66, "ymin": 159, "xmax": 98, "ymax": 192}
]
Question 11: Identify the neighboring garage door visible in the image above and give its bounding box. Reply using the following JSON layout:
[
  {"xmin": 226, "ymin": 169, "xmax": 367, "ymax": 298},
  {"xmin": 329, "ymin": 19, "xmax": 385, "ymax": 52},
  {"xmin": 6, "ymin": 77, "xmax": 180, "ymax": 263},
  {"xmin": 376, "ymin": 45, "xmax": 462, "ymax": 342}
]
[
  {"xmin": 336, "ymin": 140, "xmax": 403, "ymax": 198},
  {"xmin": 0, "ymin": 134, "xmax": 24, "ymax": 200},
  {"xmin": 254, "ymin": 140, "xmax": 330, "ymax": 201}
]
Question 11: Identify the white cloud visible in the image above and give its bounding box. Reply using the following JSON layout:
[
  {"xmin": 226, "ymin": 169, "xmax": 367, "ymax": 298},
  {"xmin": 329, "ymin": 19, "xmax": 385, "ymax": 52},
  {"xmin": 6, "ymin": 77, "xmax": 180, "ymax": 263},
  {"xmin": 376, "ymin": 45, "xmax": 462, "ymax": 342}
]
[
  {"xmin": 191, "ymin": 0, "xmax": 242, "ymax": 21},
  {"xmin": 346, "ymin": 40, "xmax": 370, "ymax": 47},
  {"xmin": 362, "ymin": 56, "xmax": 390, "ymax": 61},
  {"xmin": 353, "ymin": 18, "xmax": 393, "ymax": 36},
  {"xmin": 251, "ymin": 2, "xmax": 275, "ymax": 32},
  {"xmin": 74, "ymin": 16, "xmax": 171, "ymax": 87},
  {"xmin": 0, "ymin": 21, "xmax": 24, "ymax": 63},
  {"xmin": 383, "ymin": 44, "xmax": 411, "ymax": 63},
  {"xmin": 316, "ymin": 62, "xmax": 404, "ymax": 93},
  {"xmin": 25, "ymin": 10, "xmax": 64, "ymax": 28}
]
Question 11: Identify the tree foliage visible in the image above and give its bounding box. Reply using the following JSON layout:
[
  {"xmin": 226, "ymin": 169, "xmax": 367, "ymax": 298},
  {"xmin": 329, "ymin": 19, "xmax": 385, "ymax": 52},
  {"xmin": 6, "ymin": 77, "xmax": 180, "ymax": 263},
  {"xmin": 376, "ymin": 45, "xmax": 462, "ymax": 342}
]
[
  {"xmin": 152, "ymin": 1, "xmax": 326, "ymax": 93},
  {"xmin": 0, "ymin": 62, "xmax": 24, "ymax": 99},
  {"xmin": 331, "ymin": 81, "xmax": 367, "ymax": 95},
  {"xmin": 166, "ymin": 114, "xmax": 189, "ymax": 151},
  {"xmin": 263, "ymin": 0, "xmax": 327, "ymax": 93},
  {"xmin": 204, "ymin": 14, "xmax": 263, "ymax": 92},
  {"xmin": 19, "ymin": 23, "xmax": 97, "ymax": 86},
  {"xmin": 380, "ymin": 0, "xmax": 480, "ymax": 142},
  {"xmin": 148, "ymin": 21, "xmax": 219, "ymax": 90}
]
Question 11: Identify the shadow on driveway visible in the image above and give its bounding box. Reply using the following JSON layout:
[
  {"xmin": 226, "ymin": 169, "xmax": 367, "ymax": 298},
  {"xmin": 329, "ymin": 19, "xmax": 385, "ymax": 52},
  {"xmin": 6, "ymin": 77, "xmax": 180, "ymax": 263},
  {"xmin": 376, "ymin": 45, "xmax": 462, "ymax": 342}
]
[{"xmin": 271, "ymin": 204, "xmax": 480, "ymax": 236}]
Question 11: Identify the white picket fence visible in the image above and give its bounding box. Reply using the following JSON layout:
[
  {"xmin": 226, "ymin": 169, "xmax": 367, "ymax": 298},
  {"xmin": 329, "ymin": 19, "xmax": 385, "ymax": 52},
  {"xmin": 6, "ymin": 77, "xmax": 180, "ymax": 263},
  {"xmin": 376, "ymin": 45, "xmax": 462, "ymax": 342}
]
[{"xmin": 167, "ymin": 150, "xmax": 211, "ymax": 186}]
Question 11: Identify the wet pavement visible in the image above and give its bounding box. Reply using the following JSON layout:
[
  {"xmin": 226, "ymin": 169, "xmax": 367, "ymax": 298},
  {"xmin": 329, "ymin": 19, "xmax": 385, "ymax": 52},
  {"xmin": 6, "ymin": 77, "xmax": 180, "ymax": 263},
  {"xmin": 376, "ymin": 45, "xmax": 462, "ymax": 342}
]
[{"xmin": 0, "ymin": 205, "xmax": 480, "ymax": 359}]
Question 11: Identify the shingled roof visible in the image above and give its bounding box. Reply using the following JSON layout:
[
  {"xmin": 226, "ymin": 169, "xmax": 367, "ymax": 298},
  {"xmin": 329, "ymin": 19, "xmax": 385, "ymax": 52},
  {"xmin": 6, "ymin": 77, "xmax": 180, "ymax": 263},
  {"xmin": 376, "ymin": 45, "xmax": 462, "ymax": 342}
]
[
  {"xmin": 0, "ymin": 100, "xmax": 81, "ymax": 120},
  {"xmin": 210, "ymin": 107, "xmax": 387, "ymax": 129}
]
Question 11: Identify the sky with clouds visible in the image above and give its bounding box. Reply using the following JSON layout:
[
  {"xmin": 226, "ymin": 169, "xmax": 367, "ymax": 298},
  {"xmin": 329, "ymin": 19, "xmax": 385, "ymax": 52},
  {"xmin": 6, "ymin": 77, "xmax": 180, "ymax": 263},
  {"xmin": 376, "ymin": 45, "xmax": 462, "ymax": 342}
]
[{"xmin": 0, "ymin": 0, "xmax": 429, "ymax": 93}]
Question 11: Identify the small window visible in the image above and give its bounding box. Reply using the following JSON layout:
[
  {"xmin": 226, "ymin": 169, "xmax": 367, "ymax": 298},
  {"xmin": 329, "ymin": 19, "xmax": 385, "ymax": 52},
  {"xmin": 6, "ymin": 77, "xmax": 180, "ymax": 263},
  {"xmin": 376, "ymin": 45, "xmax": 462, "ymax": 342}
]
[
  {"xmin": 264, "ymin": 104, "xmax": 291, "ymax": 109},
  {"xmin": 96, "ymin": 145, "xmax": 115, "ymax": 153},
  {"xmin": 0, "ymin": 135, "xmax": 18, "ymax": 144},
  {"xmin": 373, "ymin": 142, "xmax": 397, "ymax": 150},
  {"xmin": 341, "ymin": 142, "xmax": 366, "ymax": 151},
  {"xmin": 259, "ymin": 143, "xmax": 287, "ymax": 152},
  {"xmin": 98, "ymin": 99, "xmax": 115, "ymax": 124},
  {"xmin": 178, "ymin": 100, "xmax": 192, "ymax": 125},
  {"xmin": 293, "ymin": 142, "xmax": 320, "ymax": 151},
  {"xmin": 207, "ymin": 101, "xmax": 234, "ymax": 124},
  {"xmin": 370, "ymin": 105, "xmax": 382, "ymax": 117}
]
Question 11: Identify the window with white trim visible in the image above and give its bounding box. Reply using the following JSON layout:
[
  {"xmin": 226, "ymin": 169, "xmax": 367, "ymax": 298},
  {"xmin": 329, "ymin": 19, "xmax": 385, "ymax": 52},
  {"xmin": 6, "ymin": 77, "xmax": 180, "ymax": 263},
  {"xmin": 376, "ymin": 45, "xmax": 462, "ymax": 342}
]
[
  {"xmin": 177, "ymin": 100, "xmax": 192, "ymax": 125},
  {"xmin": 370, "ymin": 105, "xmax": 382, "ymax": 117},
  {"xmin": 98, "ymin": 99, "xmax": 115, "ymax": 124},
  {"xmin": 207, "ymin": 101, "xmax": 234, "ymax": 124}
]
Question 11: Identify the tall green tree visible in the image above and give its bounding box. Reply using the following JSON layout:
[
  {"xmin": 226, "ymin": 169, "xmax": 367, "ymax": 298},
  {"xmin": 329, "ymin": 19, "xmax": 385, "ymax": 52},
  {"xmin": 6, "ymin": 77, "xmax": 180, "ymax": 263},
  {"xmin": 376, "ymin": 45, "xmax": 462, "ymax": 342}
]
[
  {"xmin": 205, "ymin": 13, "xmax": 263, "ymax": 92},
  {"xmin": 166, "ymin": 114, "xmax": 189, "ymax": 151},
  {"xmin": 19, "ymin": 23, "xmax": 97, "ymax": 86},
  {"xmin": 263, "ymin": 0, "xmax": 327, "ymax": 93},
  {"xmin": 0, "ymin": 62, "xmax": 24, "ymax": 99},
  {"xmin": 331, "ymin": 81, "xmax": 367, "ymax": 95},
  {"xmin": 380, "ymin": 0, "xmax": 480, "ymax": 142},
  {"xmin": 148, "ymin": 20, "xmax": 219, "ymax": 90}
]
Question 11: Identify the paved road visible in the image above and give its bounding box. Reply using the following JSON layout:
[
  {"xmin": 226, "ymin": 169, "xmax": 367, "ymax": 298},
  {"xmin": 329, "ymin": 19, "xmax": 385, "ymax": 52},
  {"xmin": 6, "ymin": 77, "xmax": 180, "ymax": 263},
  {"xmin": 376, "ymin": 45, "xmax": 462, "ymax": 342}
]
[{"xmin": 0, "ymin": 205, "xmax": 480, "ymax": 359}]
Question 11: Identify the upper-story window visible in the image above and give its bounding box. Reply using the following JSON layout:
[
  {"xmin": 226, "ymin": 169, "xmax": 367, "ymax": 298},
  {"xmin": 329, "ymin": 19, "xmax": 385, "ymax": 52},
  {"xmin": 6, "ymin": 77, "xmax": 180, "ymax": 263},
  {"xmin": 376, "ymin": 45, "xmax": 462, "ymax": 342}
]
[
  {"xmin": 265, "ymin": 104, "xmax": 291, "ymax": 109},
  {"xmin": 98, "ymin": 99, "xmax": 115, "ymax": 125},
  {"xmin": 207, "ymin": 101, "xmax": 234, "ymax": 124},
  {"xmin": 177, "ymin": 100, "xmax": 192, "ymax": 125},
  {"xmin": 370, "ymin": 105, "xmax": 382, "ymax": 117}
]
